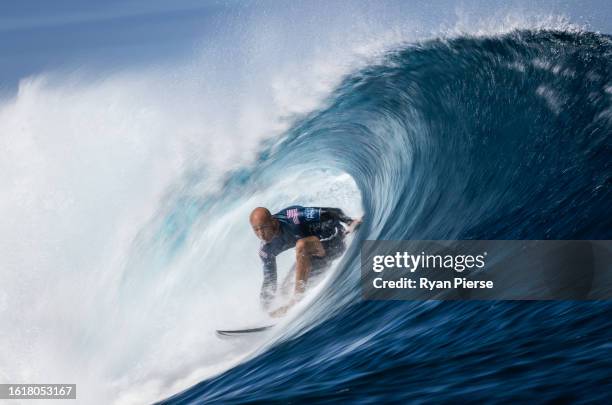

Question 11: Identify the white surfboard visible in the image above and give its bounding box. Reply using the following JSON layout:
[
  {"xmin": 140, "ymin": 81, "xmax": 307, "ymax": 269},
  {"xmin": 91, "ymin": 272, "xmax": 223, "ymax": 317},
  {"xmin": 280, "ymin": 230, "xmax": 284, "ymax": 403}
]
[{"xmin": 215, "ymin": 325, "xmax": 275, "ymax": 338}]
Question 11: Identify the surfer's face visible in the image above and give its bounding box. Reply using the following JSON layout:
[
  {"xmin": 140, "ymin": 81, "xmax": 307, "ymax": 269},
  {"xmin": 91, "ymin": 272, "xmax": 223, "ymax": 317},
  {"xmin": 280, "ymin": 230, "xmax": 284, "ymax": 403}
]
[{"xmin": 252, "ymin": 219, "xmax": 278, "ymax": 242}]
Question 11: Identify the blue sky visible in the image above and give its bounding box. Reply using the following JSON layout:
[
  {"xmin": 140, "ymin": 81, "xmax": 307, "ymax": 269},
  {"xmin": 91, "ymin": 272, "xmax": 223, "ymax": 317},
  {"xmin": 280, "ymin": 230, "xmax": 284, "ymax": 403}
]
[
  {"xmin": 0, "ymin": 1, "xmax": 229, "ymax": 91},
  {"xmin": 1, "ymin": 0, "xmax": 611, "ymax": 94}
]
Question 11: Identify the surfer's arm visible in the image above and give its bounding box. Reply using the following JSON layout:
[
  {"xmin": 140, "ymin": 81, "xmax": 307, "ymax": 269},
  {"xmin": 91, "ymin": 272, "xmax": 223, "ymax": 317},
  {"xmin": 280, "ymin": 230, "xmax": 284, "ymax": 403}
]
[
  {"xmin": 260, "ymin": 257, "xmax": 277, "ymax": 310},
  {"xmin": 319, "ymin": 207, "xmax": 354, "ymax": 224}
]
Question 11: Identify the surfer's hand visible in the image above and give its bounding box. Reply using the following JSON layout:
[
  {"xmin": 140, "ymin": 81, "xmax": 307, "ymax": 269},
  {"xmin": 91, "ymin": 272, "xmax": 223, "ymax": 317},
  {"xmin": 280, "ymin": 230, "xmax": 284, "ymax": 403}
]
[{"xmin": 345, "ymin": 217, "xmax": 363, "ymax": 234}]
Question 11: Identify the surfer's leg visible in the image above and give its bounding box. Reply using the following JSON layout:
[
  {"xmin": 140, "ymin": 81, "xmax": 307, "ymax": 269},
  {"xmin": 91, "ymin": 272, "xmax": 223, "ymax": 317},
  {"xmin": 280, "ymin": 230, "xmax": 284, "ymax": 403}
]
[
  {"xmin": 294, "ymin": 236, "xmax": 325, "ymax": 294},
  {"xmin": 323, "ymin": 232, "xmax": 346, "ymax": 260},
  {"xmin": 310, "ymin": 232, "xmax": 347, "ymax": 278}
]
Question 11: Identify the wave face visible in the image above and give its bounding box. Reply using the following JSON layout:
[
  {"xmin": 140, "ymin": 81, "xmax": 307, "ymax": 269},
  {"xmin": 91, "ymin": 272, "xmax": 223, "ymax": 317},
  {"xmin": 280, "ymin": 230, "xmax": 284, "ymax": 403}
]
[{"xmin": 164, "ymin": 30, "xmax": 612, "ymax": 403}]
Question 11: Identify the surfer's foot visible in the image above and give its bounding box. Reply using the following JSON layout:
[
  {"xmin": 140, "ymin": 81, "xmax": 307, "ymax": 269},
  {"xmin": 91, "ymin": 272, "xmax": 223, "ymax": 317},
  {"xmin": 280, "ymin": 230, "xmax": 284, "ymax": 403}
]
[
  {"xmin": 345, "ymin": 217, "xmax": 363, "ymax": 234},
  {"xmin": 269, "ymin": 296, "xmax": 300, "ymax": 318},
  {"xmin": 269, "ymin": 306, "xmax": 289, "ymax": 318}
]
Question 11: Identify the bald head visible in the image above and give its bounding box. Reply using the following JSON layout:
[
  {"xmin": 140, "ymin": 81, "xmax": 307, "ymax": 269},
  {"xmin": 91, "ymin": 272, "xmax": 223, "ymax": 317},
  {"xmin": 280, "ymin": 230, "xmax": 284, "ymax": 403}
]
[
  {"xmin": 250, "ymin": 207, "xmax": 279, "ymax": 242},
  {"xmin": 250, "ymin": 207, "xmax": 272, "ymax": 225}
]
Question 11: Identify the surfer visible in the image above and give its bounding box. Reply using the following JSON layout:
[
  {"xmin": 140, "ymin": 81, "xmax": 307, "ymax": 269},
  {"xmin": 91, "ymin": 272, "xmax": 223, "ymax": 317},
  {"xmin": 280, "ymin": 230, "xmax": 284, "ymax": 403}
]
[{"xmin": 250, "ymin": 206, "xmax": 361, "ymax": 316}]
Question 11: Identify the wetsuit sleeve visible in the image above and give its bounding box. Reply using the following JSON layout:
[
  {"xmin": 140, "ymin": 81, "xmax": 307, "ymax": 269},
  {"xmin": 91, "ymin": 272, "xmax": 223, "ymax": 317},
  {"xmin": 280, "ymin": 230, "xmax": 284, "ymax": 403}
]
[
  {"xmin": 319, "ymin": 207, "xmax": 353, "ymax": 224},
  {"xmin": 259, "ymin": 247, "xmax": 277, "ymax": 310}
]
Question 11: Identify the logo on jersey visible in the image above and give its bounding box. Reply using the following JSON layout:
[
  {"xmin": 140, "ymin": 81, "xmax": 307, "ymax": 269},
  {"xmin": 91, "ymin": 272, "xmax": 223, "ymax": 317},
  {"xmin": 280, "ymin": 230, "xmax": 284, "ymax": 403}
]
[
  {"xmin": 304, "ymin": 207, "xmax": 318, "ymax": 221},
  {"xmin": 286, "ymin": 208, "xmax": 300, "ymax": 224}
]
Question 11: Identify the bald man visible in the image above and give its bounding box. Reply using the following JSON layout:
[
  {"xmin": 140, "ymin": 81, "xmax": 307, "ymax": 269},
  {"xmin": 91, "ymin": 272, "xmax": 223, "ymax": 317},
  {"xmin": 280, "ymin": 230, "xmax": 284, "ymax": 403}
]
[{"xmin": 250, "ymin": 206, "xmax": 361, "ymax": 314}]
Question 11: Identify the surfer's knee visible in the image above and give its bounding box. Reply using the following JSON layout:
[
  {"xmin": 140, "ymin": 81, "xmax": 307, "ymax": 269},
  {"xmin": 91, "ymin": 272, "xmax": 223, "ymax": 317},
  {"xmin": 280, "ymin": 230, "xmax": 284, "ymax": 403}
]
[{"xmin": 296, "ymin": 236, "xmax": 325, "ymax": 258}]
